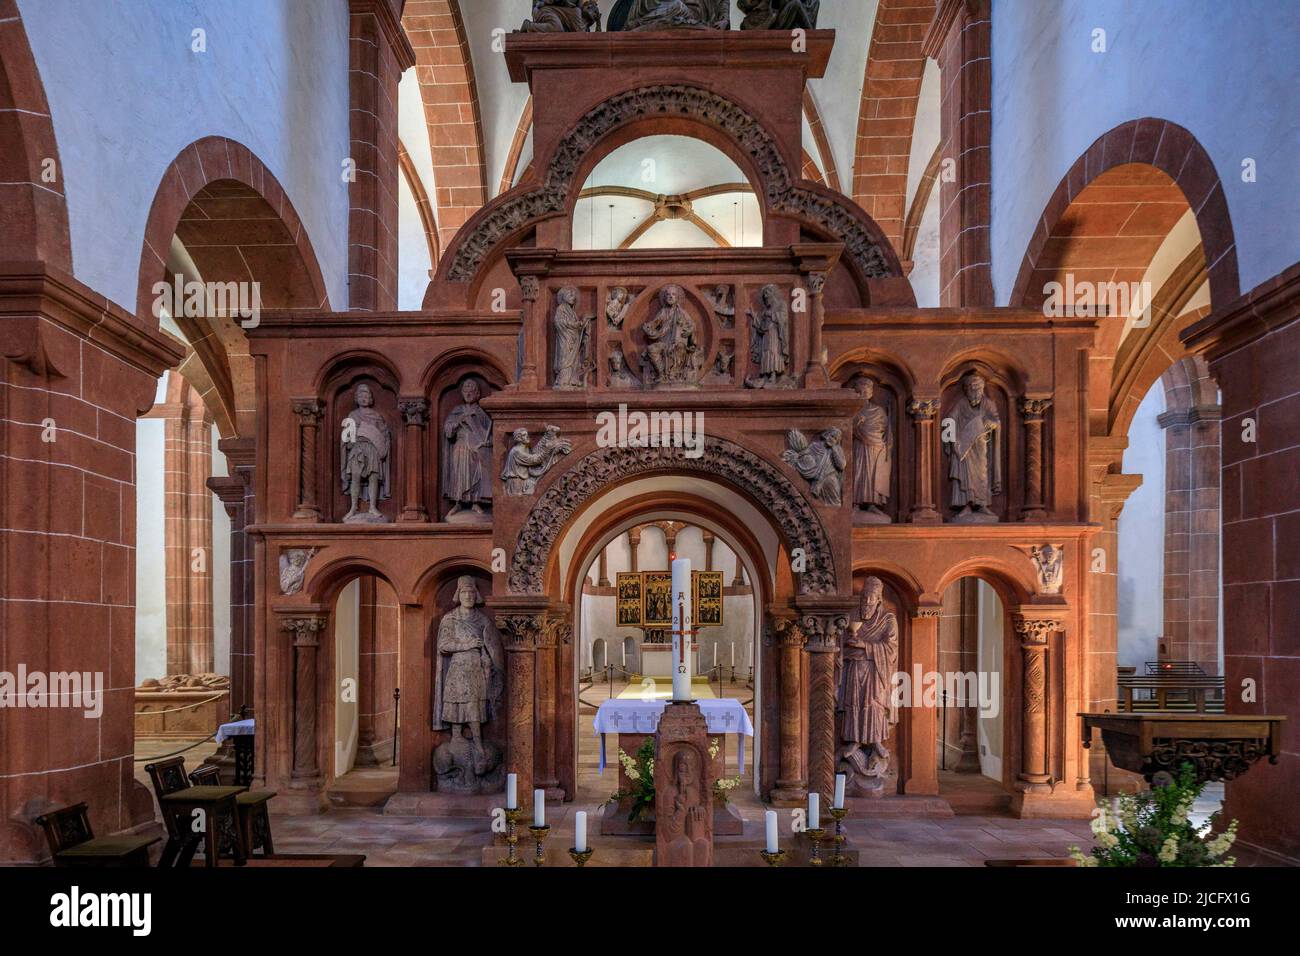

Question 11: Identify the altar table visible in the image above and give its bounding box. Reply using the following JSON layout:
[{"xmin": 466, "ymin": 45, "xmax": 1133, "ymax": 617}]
[
  {"xmin": 216, "ymin": 718, "xmax": 255, "ymax": 787},
  {"xmin": 592, "ymin": 698, "xmax": 754, "ymax": 773}
]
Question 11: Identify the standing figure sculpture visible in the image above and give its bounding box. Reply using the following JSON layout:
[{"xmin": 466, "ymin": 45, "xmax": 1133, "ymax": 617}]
[
  {"xmin": 944, "ymin": 370, "xmax": 1002, "ymax": 522},
  {"xmin": 836, "ymin": 576, "xmax": 899, "ymax": 794},
  {"xmin": 745, "ymin": 284, "xmax": 789, "ymax": 389},
  {"xmin": 520, "ymin": 0, "xmax": 601, "ymax": 32},
  {"xmin": 620, "ymin": 0, "xmax": 730, "ymax": 31},
  {"xmin": 642, "ymin": 285, "xmax": 702, "ymax": 387},
  {"xmin": 782, "ymin": 427, "xmax": 845, "ymax": 506},
  {"xmin": 739, "ymin": 0, "xmax": 819, "ymax": 30},
  {"xmin": 340, "ymin": 382, "xmax": 392, "ymax": 523},
  {"xmin": 442, "ymin": 378, "xmax": 493, "ymax": 521},
  {"xmin": 432, "ymin": 576, "xmax": 505, "ymax": 784},
  {"xmin": 851, "ymin": 375, "xmax": 893, "ymax": 522},
  {"xmin": 553, "ymin": 286, "xmax": 593, "ymax": 389}
]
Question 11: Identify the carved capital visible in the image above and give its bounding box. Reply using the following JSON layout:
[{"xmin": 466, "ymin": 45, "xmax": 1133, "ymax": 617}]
[
  {"xmin": 907, "ymin": 398, "xmax": 940, "ymax": 421},
  {"xmin": 1013, "ymin": 618, "xmax": 1059, "ymax": 645},
  {"xmin": 914, "ymin": 607, "xmax": 941, "ymax": 620},
  {"xmin": 518, "ymin": 275, "xmax": 540, "ymax": 302},
  {"xmin": 1018, "ymin": 396, "xmax": 1053, "ymax": 421},
  {"xmin": 497, "ymin": 613, "xmax": 543, "ymax": 651},
  {"xmin": 800, "ymin": 612, "xmax": 848, "ymax": 650},
  {"xmin": 772, "ymin": 618, "xmax": 807, "ymax": 649},
  {"xmin": 805, "ymin": 272, "xmax": 826, "ymax": 296},
  {"xmin": 281, "ymin": 617, "xmax": 327, "ymax": 647},
  {"xmin": 539, "ymin": 616, "xmax": 572, "ymax": 648},
  {"xmin": 397, "ymin": 397, "xmax": 430, "ymax": 427},
  {"xmin": 292, "ymin": 398, "xmax": 325, "ymax": 424}
]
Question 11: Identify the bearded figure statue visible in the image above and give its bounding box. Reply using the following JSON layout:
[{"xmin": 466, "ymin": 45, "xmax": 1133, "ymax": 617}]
[
  {"xmin": 836, "ymin": 577, "xmax": 899, "ymax": 794},
  {"xmin": 618, "ymin": 0, "xmax": 730, "ymax": 31}
]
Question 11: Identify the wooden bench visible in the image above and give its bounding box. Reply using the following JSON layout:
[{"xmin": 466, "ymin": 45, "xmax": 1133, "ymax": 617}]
[
  {"xmin": 35, "ymin": 803, "xmax": 159, "ymax": 867},
  {"xmin": 189, "ymin": 763, "xmax": 277, "ymax": 856},
  {"xmin": 1118, "ymin": 663, "xmax": 1225, "ymax": 713},
  {"xmin": 145, "ymin": 756, "xmax": 247, "ymax": 867}
]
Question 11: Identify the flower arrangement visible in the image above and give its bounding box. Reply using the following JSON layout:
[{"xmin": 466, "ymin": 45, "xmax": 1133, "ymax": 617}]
[
  {"xmin": 708, "ymin": 738, "xmax": 742, "ymax": 805},
  {"xmin": 599, "ymin": 737, "xmax": 656, "ymax": 823},
  {"xmin": 1070, "ymin": 763, "xmax": 1238, "ymax": 867}
]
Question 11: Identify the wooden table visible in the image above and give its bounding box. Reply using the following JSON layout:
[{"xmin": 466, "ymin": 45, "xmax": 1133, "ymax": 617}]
[
  {"xmin": 1079, "ymin": 712, "xmax": 1286, "ymax": 783},
  {"xmin": 159, "ymin": 785, "xmax": 248, "ymax": 867}
]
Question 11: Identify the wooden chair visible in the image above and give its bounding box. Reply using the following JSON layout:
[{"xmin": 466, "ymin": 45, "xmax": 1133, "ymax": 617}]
[
  {"xmin": 145, "ymin": 756, "xmax": 247, "ymax": 867},
  {"xmin": 34, "ymin": 803, "xmax": 158, "ymax": 867},
  {"xmin": 189, "ymin": 764, "xmax": 277, "ymax": 856}
]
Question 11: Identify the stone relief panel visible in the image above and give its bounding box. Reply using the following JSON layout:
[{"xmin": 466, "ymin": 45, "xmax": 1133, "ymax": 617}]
[
  {"xmin": 278, "ymin": 548, "xmax": 318, "ymax": 596},
  {"xmin": 744, "ymin": 283, "xmax": 793, "ymax": 389},
  {"xmin": 633, "ymin": 284, "xmax": 706, "ymax": 389},
  {"xmin": 501, "ymin": 425, "xmax": 574, "ymax": 496},
  {"xmin": 552, "ymin": 285, "xmax": 595, "ymax": 389},
  {"xmin": 782, "ymin": 427, "xmax": 845, "ymax": 506}
]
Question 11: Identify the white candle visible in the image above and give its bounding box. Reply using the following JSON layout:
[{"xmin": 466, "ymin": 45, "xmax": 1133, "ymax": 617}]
[
  {"xmin": 574, "ymin": 811, "xmax": 588, "ymax": 853},
  {"xmin": 808, "ymin": 791, "xmax": 820, "ymax": 830},
  {"xmin": 712, "ymin": 643, "xmax": 718, "ymax": 668},
  {"xmin": 730, "ymin": 642, "xmax": 735, "ymax": 666},
  {"xmin": 834, "ymin": 773, "xmax": 846, "ymax": 809},
  {"xmin": 765, "ymin": 810, "xmax": 778, "ymax": 853},
  {"xmin": 506, "ymin": 773, "xmax": 517, "ymax": 810},
  {"xmin": 622, "ymin": 644, "xmax": 627, "ymax": 667},
  {"xmin": 670, "ymin": 557, "xmax": 693, "ymax": 701},
  {"xmin": 534, "ymin": 788, "xmax": 545, "ymax": 827}
]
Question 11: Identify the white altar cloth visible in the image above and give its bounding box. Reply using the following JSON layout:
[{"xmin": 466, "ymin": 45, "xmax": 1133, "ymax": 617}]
[
  {"xmin": 216, "ymin": 718, "xmax": 254, "ymax": 743},
  {"xmin": 593, "ymin": 699, "xmax": 753, "ymax": 773}
]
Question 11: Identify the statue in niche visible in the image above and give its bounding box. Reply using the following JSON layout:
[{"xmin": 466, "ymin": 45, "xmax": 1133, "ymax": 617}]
[
  {"xmin": 642, "ymin": 285, "xmax": 702, "ymax": 387},
  {"xmin": 608, "ymin": 347, "xmax": 641, "ymax": 389},
  {"xmin": 782, "ymin": 427, "xmax": 845, "ymax": 506},
  {"xmin": 661, "ymin": 748, "xmax": 711, "ymax": 866},
  {"xmin": 705, "ymin": 341, "xmax": 734, "ymax": 384},
  {"xmin": 520, "ymin": 0, "xmax": 601, "ymax": 32},
  {"xmin": 340, "ymin": 382, "xmax": 392, "ymax": 523},
  {"xmin": 739, "ymin": 0, "xmax": 819, "ymax": 30},
  {"xmin": 278, "ymin": 548, "xmax": 318, "ymax": 596},
  {"xmin": 432, "ymin": 576, "xmax": 505, "ymax": 787},
  {"xmin": 1031, "ymin": 544, "xmax": 1064, "ymax": 595},
  {"xmin": 442, "ymin": 378, "xmax": 493, "ymax": 522},
  {"xmin": 553, "ymin": 286, "xmax": 594, "ymax": 389},
  {"xmin": 836, "ymin": 576, "xmax": 899, "ymax": 794},
  {"xmin": 619, "ymin": 0, "xmax": 729, "ymax": 31},
  {"xmin": 745, "ymin": 284, "xmax": 790, "ymax": 389},
  {"xmin": 851, "ymin": 375, "xmax": 893, "ymax": 523},
  {"xmin": 606, "ymin": 286, "xmax": 633, "ymax": 329},
  {"xmin": 944, "ymin": 370, "xmax": 1002, "ymax": 523},
  {"xmin": 501, "ymin": 425, "xmax": 573, "ymax": 496},
  {"xmin": 706, "ymin": 285, "xmax": 735, "ymax": 329}
]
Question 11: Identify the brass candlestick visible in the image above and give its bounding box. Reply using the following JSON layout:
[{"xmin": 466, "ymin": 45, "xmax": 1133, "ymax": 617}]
[
  {"xmin": 528, "ymin": 824, "xmax": 551, "ymax": 866},
  {"xmin": 501, "ymin": 808, "xmax": 526, "ymax": 867},
  {"xmin": 759, "ymin": 849, "xmax": 787, "ymax": 866},
  {"xmin": 805, "ymin": 827, "xmax": 826, "ymax": 867},
  {"xmin": 568, "ymin": 847, "xmax": 594, "ymax": 867},
  {"xmin": 829, "ymin": 806, "xmax": 849, "ymax": 867}
]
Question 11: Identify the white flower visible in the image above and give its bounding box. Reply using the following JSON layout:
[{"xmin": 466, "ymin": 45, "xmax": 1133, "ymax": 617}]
[{"xmin": 1158, "ymin": 835, "xmax": 1179, "ymax": 863}]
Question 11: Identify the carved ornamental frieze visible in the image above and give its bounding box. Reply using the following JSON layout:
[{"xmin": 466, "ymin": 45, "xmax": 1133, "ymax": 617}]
[{"xmin": 508, "ymin": 436, "xmax": 836, "ymax": 595}]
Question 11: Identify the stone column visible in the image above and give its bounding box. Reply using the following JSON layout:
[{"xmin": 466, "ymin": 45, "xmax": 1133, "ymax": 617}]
[
  {"xmin": 770, "ymin": 618, "xmax": 808, "ymax": 804},
  {"xmin": 904, "ymin": 607, "xmax": 941, "ymax": 794},
  {"xmin": 907, "ymin": 398, "xmax": 941, "ymax": 522},
  {"xmin": 519, "ymin": 274, "xmax": 543, "ymax": 389},
  {"xmin": 802, "ymin": 613, "xmax": 846, "ymax": 805},
  {"xmin": 955, "ymin": 579, "xmax": 982, "ymax": 772},
  {"xmin": 208, "ymin": 469, "xmax": 251, "ymax": 709},
  {"xmin": 291, "ymin": 399, "xmax": 324, "ymax": 520},
  {"xmin": 597, "ymin": 548, "xmax": 610, "ymax": 587},
  {"xmin": 497, "ymin": 613, "xmax": 541, "ymax": 812},
  {"xmin": 1019, "ymin": 397, "xmax": 1052, "ymax": 520},
  {"xmin": 282, "ymin": 617, "xmax": 327, "ymax": 783},
  {"xmin": 802, "ymin": 271, "xmax": 830, "ymax": 388},
  {"xmin": 397, "ymin": 397, "xmax": 430, "ymax": 522},
  {"xmin": 628, "ymin": 527, "xmax": 641, "ymax": 573},
  {"xmin": 1014, "ymin": 617, "xmax": 1056, "ymax": 788},
  {"xmin": 535, "ymin": 616, "xmax": 563, "ymax": 795}
]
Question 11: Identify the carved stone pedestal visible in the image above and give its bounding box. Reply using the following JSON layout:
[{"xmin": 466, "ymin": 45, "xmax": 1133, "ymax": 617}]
[{"xmin": 654, "ymin": 702, "xmax": 714, "ymax": 867}]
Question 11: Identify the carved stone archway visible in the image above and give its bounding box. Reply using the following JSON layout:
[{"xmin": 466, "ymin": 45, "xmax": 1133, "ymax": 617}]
[
  {"xmin": 508, "ymin": 436, "xmax": 837, "ymax": 596},
  {"xmin": 444, "ymin": 85, "xmax": 898, "ymax": 285}
]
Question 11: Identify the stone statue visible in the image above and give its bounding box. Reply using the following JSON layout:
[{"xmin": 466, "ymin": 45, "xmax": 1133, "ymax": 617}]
[
  {"xmin": 520, "ymin": 0, "xmax": 601, "ymax": 32},
  {"xmin": 501, "ymin": 425, "xmax": 573, "ymax": 496},
  {"xmin": 642, "ymin": 284, "xmax": 702, "ymax": 387},
  {"xmin": 661, "ymin": 748, "xmax": 711, "ymax": 866},
  {"xmin": 620, "ymin": 0, "xmax": 729, "ymax": 31},
  {"xmin": 851, "ymin": 375, "xmax": 892, "ymax": 522},
  {"xmin": 706, "ymin": 284, "xmax": 735, "ymax": 329},
  {"xmin": 278, "ymin": 548, "xmax": 317, "ymax": 596},
  {"xmin": 745, "ymin": 283, "xmax": 789, "ymax": 389},
  {"xmin": 836, "ymin": 576, "xmax": 899, "ymax": 794},
  {"xmin": 782, "ymin": 427, "xmax": 845, "ymax": 506},
  {"xmin": 608, "ymin": 347, "xmax": 641, "ymax": 388},
  {"xmin": 705, "ymin": 341, "xmax": 734, "ymax": 384},
  {"xmin": 432, "ymin": 576, "xmax": 505, "ymax": 784},
  {"xmin": 606, "ymin": 286, "xmax": 633, "ymax": 329},
  {"xmin": 340, "ymin": 382, "xmax": 391, "ymax": 523},
  {"xmin": 1031, "ymin": 544, "xmax": 1064, "ymax": 595},
  {"xmin": 442, "ymin": 378, "xmax": 493, "ymax": 521},
  {"xmin": 944, "ymin": 370, "xmax": 1002, "ymax": 522},
  {"xmin": 739, "ymin": 0, "xmax": 819, "ymax": 30},
  {"xmin": 553, "ymin": 286, "xmax": 593, "ymax": 389}
]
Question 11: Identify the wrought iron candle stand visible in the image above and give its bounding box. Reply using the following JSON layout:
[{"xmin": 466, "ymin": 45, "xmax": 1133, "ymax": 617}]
[
  {"xmin": 568, "ymin": 847, "xmax": 594, "ymax": 867},
  {"xmin": 501, "ymin": 808, "xmax": 526, "ymax": 867},
  {"xmin": 528, "ymin": 824, "xmax": 550, "ymax": 866},
  {"xmin": 828, "ymin": 806, "xmax": 850, "ymax": 867}
]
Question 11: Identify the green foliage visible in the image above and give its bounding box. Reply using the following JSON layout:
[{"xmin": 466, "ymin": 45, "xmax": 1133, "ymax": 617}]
[{"xmin": 599, "ymin": 737, "xmax": 657, "ymax": 823}]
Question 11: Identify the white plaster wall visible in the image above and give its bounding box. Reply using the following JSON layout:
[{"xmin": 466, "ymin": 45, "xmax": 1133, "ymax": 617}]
[
  {"xmin": 976, "ymin": 579, "xmax": 1003, "ymax": 781},
  {"xmin": 991, "ymin": 0, "xmax": 1300, "ymax": 303},
  {"xmin": 1117, "ymin": 381, "xmax": 1166, "ymax": 670},
  {"xmin": 135, "ymin": 404, "xmax": 167, "ymax": 682},
  {"xmin": 397, "ymin": 169, "xmax": 433, "ymax": 310},
  {"xmin": 334, "ymin": 578, "xmax": 360, "ymax": 778},
  {"xmin": 19, "ymin": 0, "xmax": 351, "ymax": 313},
  {"xmin": 908, "ymin": 176, "xmax": 941, "ymax": 307}
]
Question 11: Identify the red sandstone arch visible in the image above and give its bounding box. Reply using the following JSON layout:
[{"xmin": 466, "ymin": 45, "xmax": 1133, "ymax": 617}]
[
  {"xmin": 851, "ymin": 0, "xmax": 939, "ymax": 257},
  {"xmin": 402, "ymin": 0, "xmax": 488, "ymax": 246},
  {"xmin": 0, "ymin": 8, "xmax": 72, "ymax": 270},
  {"xmin": 135, "ymin": 136, "xmax": 331, "ymax": 438},
  {"xmin": 802, "ymin": 88, "xmax": 841, "ymax": 193},
  {"xmin": 499, "ymin": 96, "xmax": 534, "ymax": 196}
]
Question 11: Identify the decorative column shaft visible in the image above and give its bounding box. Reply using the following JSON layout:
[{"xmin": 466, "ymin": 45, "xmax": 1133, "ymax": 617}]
[
  {"xmin": 908, "ymin": 398, "xmax": 941, "ymax": 522},
  {"xmin": 803, "ymin": 614, "xmax": 845, "ymax": 804},
  {"xmin": 802, "ymin": 271, "xmax": 830, "ymax": 387},
  {"xmin": 498, "ymin": 613, "xmax": 541, "ymax": 811},
  {"xmin": 283, "ymin": 617, "xmax": 327, "ymax": 781},
  {"xmin": 770, "ymin": 619, "xmax": 808, "ymax": 803},
  {"xmin": 292, "ymin": 399, "xmax": 324, "ymax": 520},
  {"xmin": 1015, "ymin": 618, "xmax": 1056, "ymax": 787},
  {"xmin": 397, "ymin": 397, "xmax": 430, "ymax": 522},
  {"xmin": 904, "ymin": 607, "xmax": 941, "ymax": 794},
  {"xmin": 535, "ymin": 617, "xmax": 566, "ymax": 794},
  {"xmin": 519, "ymin": 274, "xmax": 542, "ymax": 389},
  {"xmin": 1019, "ymin": 397, "xmax": 1052, "ymax": 520}
]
